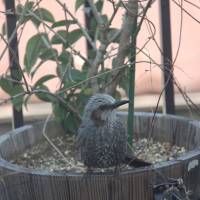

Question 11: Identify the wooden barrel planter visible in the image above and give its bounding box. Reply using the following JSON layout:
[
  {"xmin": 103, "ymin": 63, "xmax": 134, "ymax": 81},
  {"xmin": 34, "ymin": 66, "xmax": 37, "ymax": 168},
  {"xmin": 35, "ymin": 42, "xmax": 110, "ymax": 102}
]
[{"xmin": 0, "ymin": 112, "xmax": 200, "ymax": 200}]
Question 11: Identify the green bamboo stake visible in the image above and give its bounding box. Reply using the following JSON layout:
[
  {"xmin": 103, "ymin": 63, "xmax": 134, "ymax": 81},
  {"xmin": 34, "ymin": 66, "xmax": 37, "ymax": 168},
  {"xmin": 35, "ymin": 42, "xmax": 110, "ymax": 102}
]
[{"xmin": 128, "ymin": 3, "xmax": 138, "ymax": 146}]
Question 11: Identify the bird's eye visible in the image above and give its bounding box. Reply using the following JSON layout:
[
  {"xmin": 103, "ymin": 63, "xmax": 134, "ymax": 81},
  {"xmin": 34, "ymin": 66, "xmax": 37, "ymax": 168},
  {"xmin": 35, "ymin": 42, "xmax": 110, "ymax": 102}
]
[
  {"xmin": 99, "ymin": 104, "xmax": 110, "ymax": 110},
  {"xmin": 91, "ymin": 109, "xmax": 102, "ymax": 121}
]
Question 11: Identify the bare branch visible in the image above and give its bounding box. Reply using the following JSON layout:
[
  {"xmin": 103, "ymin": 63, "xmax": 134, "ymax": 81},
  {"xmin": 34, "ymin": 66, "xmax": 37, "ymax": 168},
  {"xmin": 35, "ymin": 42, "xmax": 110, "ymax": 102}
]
[
  {"xmin": 86, "ymin": 0, "xmax": 111, "ymax": 92},
  {"xmin": 106, "ymin": 0, "xmax": 154, "ymax": 94},
  {"xmin": 87, "ymin": 0, "xmax": 106, "ymax": 27},
  {"xmin": 172, "ymin": 0, "xmax": 200, "ymax": 24},
  {"xmin": 108, "ymin": 1, "xmax": 121, "ymax": 26},
  {"xmin": 106, "ymin": 0, "xmax": 139, "ymax": 94}
]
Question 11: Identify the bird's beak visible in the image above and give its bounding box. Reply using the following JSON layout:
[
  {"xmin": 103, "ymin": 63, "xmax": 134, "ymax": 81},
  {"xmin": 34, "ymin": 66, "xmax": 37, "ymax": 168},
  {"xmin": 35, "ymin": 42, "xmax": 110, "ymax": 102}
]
[{"xmin": 111, "ymin": 100, "xmax": 129, "ymax": 109}]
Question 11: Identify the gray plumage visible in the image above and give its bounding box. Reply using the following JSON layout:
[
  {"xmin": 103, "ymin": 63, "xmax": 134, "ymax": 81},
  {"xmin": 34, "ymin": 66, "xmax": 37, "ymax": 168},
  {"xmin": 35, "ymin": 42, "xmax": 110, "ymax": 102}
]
[{"xmin": 76, "ymin": 93, "xmax": 129, "ymax": 168}]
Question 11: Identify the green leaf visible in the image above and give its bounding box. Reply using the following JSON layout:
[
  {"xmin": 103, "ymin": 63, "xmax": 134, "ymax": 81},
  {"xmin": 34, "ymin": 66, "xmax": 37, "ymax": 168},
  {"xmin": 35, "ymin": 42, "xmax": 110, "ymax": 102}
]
[
  {"xmin": 95, "ymin": 0, "xmax": 104, "ymax": 12},
  {"xmin": 24, "ymin": 33, "xmax": 49, "ymax": 73},
  {"xmin": 56, "ymin": 64, "xmax": 67, "ymax": 80},
  {"xmin": 11, "ymin": 84, "xmax": 24, "ymax": 111},
  {"xmin": 0, "ymin": 76, "xmax": 24, "ymax": 110},
  {"xmin": 35, "ymin": 85, "xmax": 55, "ymax": 102},
  {"xmin": 52, "ymin": 20, "xmax": 76, "ymax": 28},
  {"xmin": 56, "ymin": 64, "xmax": 85, "ymax": 88},
  {"xmin": 65, "ymin": 113, "xmax": 79, "ymax": 134},
  {"xmin": 39, "ymin": 48, "xmax": 58, "ymax": 61},
  {"xmin": 34, "ymin": 75, "xmax": 56, "ymax": 88},
  {"xmin": 51, "ymin": 29, "xmax": 82, "ymax": 47},
  {"xmin": 30, "ymin": 62, "xmax": 44, "ymax": 79},
  {"xmin": 16, "ymin": 4, "xmax": 23, "ymax": 15},
  {"xmin": 83, "ymin": 88, "xmax": 93, "ymax": 96},
  {"xmin": 0, "ymin": 76, "xmax": 15, "ymax": 95},
  {"xmin": 65, "ymin": 29, "xmax": 83, "ymax": 48},
  {"xmin": 58, "ymin": 50, "xmax": 71, "ymax": 64},
  {"xmin": 101, "ymin": 15, "xmax": 108, "ymax": 24},
  {"xmin": 51, "ymin": 30, "xmax": 67, "ymax": 44},
  {"xmin": 75, "ymin": 0, "xmax": 85, "ymax": 11},
  {"xmin": 70, "ymin": 69, "xmax": 86, "ymax": 82},
  {"xmin": 17, "ymin": 2, "xmax": 34, "ymax": 25},
  {"xmin": 24, "ymin": 95, "xmax": 32, "ymax": 110},
  {"xmin": 53, "ymin": 98, "xmax": 79, "ymax": 134},
  {"xmin": 78, "ymin": 88, "xmax": 92, "ymax": 109},
  {"xmin": 53, "ymin": 102, "xmax": 66, "ymax": 121},
  {"xmin": 24, "ymin": 1, "xmax": 34, "ymax": 11},
  {"xmin": 32, "ymin": 8, "xmax": 55, "ymax": 27}
]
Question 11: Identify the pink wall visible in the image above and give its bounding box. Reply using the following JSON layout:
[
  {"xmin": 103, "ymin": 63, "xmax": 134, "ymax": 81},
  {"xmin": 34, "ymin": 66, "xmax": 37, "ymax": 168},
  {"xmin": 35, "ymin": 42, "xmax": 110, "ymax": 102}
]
[{"xmin": 0, "ymin": 0, "xmax": 200, "ymax": 101}]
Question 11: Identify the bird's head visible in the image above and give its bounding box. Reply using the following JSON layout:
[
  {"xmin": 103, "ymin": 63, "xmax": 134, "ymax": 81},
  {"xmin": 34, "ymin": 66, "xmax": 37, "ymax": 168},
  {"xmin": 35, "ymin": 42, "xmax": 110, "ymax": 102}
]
[{"xmin": 82, "ymin": 93, "xmax": 129, "ymax": 125}]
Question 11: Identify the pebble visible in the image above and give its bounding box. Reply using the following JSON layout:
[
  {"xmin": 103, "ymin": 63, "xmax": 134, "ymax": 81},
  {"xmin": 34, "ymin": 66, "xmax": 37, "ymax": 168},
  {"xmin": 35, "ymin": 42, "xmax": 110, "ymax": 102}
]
[{"xmin": 11, "ymin": 136, "xmax": 186, "ymax": 172}]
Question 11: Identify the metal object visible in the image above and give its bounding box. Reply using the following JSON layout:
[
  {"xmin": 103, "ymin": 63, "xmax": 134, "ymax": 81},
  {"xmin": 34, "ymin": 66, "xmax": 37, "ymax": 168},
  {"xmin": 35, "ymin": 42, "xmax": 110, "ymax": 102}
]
[
  {"xmin": 153, "ymin": 178, "xmax": 189, "ymax": 200},
  {"xmin": 159, "ymin": 0, "xmax": 175, "ymax": 114},
  {"xmin": 84, "ymin": 1, "xmax": 94, "ymax": 53},
  {"xmin": 5, "ymin": 0, "xmax": 24, "ymax": 128}
]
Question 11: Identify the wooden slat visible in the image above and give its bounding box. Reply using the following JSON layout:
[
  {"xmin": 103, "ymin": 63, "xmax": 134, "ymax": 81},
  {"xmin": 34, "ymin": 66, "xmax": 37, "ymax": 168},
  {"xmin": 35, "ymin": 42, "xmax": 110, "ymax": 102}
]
[{"xmin": 0, "ymin": 113, "xmax": 200, "ymax": 199}]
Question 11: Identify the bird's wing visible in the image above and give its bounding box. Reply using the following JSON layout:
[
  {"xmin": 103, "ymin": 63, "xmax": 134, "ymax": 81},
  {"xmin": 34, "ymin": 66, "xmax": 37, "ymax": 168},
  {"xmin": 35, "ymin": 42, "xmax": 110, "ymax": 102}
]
[
  {"xmin": 112, "ymin": 120, "xmax": 127, "ymax": 142},
  {"xmin": 75, "ymin": 123, "xmax": 96, "ymax": 148},
  {"xmin": 75, "ymin": 123, "xmax": 90, "ymax": 161},
  {"xmin": 108, "ymin": 120, "xmax": 128, "ymax": 158}
]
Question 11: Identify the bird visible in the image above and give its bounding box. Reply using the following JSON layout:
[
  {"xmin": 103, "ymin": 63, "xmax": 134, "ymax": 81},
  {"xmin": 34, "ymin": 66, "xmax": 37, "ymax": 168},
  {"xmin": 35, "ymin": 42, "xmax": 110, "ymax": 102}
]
[{"xmin": 76, "ymin": 93, "xmax": 151, "ymax": 170}]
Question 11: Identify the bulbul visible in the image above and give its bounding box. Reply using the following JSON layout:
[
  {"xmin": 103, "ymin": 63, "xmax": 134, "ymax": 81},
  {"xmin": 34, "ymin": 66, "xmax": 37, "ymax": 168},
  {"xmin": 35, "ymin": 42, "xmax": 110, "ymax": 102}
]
[{"xmin": 76, "ymin": 93, "xmax": 151, "ymax": 169}]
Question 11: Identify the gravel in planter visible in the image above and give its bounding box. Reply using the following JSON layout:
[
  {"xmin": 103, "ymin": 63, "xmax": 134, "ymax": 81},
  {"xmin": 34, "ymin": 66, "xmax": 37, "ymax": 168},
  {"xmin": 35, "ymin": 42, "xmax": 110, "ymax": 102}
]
[{"xmin": 11, "ymin": 135, "xmax": 186, "ymax": 173}]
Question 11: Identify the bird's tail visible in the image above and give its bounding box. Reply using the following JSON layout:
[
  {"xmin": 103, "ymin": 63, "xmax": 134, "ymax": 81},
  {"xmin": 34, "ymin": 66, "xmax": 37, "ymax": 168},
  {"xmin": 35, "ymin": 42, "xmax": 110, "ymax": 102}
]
[
  {"xmin": 125, "ymin": 143, "xmax": 151, "ymax": 167},
  {"xmin": 124, "ymin": 156, "xmax": 151, "ymax": 168}
]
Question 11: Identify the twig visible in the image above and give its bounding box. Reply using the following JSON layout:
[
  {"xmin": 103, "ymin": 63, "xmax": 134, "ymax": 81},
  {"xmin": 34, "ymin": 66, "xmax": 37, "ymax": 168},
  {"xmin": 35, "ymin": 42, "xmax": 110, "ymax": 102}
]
[
  {"xmin": 183, "ymin": 0, "xmax": 200, "ymax": 10},
  {"xmin": 87, "ymin": 0, "xmax": 106, "ymax": 27},
  {"xmin": 172, "ymin": 0, "xmax": 200, "ymax": 24},
  {"xmin": 42, "ymin": 114, "xmax": 76, "ymax": 167},
  {"xmin": 58, "ymin": 64, "xmax": 129, "ymax": 94},
  {"xmin": 172, "ymin": 0, "xmax": 183, "ymax": 66},
  {"xmin": 55, "ymin": 0, "xmax": 97, "ymax": 50},
  {"xmin": 108, "ymin": 1, "xmax": 121, "ymax": 26},
  {"xmin": 33, "ymin": 89, "xmax": 82, "ymax": 121},
  {"xmin": 69, "ymin": 45, "xmax": 92, "ymax": 67},
  {"xmin": 0, "ymin": 92, "xmax": 26, "ymax": 105},
  {"xmin": 0, "ymin": 89, "xmax": 82, "ymax": 121},
  {"xmin": 27, "ymin": 10, "xmax": 66, "ymax": 42}
]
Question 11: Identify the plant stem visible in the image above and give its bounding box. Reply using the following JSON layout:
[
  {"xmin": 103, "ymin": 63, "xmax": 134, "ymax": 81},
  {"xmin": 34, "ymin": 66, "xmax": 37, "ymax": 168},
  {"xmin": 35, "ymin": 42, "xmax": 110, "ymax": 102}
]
[{"xmin": 128, "ymin": 2, "xmax": 138, "ymax": 146}]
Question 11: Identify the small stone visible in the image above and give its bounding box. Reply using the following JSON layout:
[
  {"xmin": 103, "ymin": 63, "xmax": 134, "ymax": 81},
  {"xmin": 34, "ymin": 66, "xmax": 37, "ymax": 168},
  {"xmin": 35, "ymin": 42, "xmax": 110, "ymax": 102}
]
[
  {"xmin": 64, "ymin": 150, "xmax": 70, "ymax": 155},
  {"xmin": 11, "ymin": 135, "xmax": 187, "ymax": 172},
  {"xmin": 23, "ymin": 153, "xmax": 28, "ymax": 158}
]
